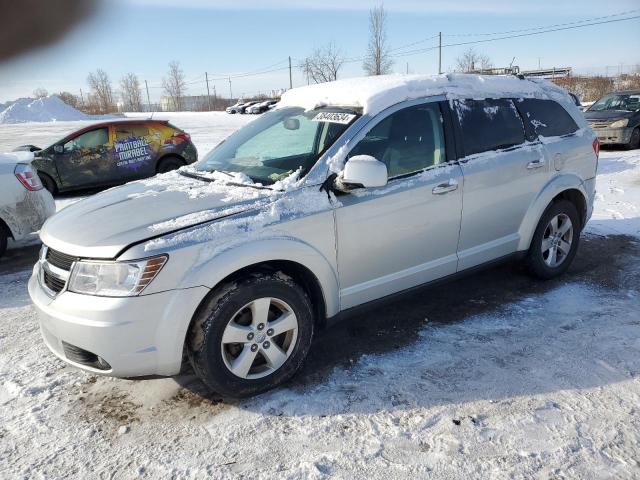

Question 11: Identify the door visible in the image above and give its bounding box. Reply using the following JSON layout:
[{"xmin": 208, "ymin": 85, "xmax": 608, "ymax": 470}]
[
  {"xmin": 335, "ymin": 102, "xmax": 464, "ymax": 309},
  {"xmin": 56, "ymin": 127, "xmax": 114, "ymax": 188},
  {"xmin": 450, "ymin": 99, "xmax": 551, "ymax": 271},
  {"xmin": 113, "ymin": 123, "xmax": 156, "ymax": 180}
]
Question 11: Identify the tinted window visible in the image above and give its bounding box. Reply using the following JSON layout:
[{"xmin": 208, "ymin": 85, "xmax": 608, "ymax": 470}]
[
  {"xmin": 114, "ymin": 124, "xmax": 150, "ymax": 141},
  {"xmin": 518, "ymin": 99, "xmax": 578, "ymax": 138},
  {"xmin": 64, "ymin": 128, "xmax": 109, "ymax": 152},
  {"xmin": 350, "ymin": 103, "xmax": 445, "ymax": 178},
  {"xmin": 453, "ymin": 99, "xmax": 525, "ymax": 156}
]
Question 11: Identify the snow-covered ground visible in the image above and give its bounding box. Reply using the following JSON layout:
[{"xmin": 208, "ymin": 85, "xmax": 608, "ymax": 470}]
[{"xmin": 1, "ymin": 112, "xmax": 639, "ymax": 478}]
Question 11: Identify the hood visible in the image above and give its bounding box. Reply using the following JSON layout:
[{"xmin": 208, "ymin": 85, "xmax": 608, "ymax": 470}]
[
  {"xmin": 584, "ymin": 110, "xmax": 635, "ymax": 121},
  {"xmin": 41, "ymin": 170, "xmax": 278, "ymax": 258}
]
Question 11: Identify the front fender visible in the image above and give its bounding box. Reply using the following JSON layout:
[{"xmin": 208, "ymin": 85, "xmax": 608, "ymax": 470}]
[
  {"xmin": 517, "ymin": 173, "xmax": 588, "ymax": 251},
  {"xmin": 183, "ymin": 236, "xmax": 340, "ymax": 317}
]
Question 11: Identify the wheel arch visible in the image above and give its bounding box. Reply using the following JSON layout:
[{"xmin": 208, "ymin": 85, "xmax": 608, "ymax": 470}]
[
  {"xmin": 0, "ymin": 216, "xmax": 14, "ymax": 239},
  {"xmin": 155, "ymin": 153, "xmax": 186, "ymax": 172},
  {"xmin": 517, "ymin": 174, "xmax": 589, "ymax": 251}
]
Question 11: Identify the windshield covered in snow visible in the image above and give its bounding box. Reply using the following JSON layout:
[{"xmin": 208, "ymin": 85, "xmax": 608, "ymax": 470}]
[
  {"xmin": 196, "ymin": 107, "xmax": 357, "ymax": 185},
  {"xmin": 588, "ymin": 93, "xmax": 640, "ymax": 112}
]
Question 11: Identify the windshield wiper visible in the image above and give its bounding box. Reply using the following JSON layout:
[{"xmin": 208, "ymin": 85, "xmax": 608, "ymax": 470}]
[{"xmin": 179, "ymin": 170, "xmax": 274, "ymax": 190}]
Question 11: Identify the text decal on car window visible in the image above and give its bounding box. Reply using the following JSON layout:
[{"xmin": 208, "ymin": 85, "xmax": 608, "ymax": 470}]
[{"xmin": 312, "ymin": 112, "xmax": 356, "ymax": 124}]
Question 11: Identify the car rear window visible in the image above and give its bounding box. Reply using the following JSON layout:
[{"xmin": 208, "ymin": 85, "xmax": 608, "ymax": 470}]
[
  {"xmin": 453, "ymin": 99, "xmax": 525, "ymax": 156},
  {"xmin": 517, "ymin": 99, "xmax": 578, "ymax": 138},
  {"xmin": 114, "ymin": 124, "xmax": 150, "ymax": 140}
]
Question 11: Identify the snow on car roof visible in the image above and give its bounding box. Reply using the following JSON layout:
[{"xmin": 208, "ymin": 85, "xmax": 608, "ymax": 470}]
[{"xmin": 278, "ymin": 73, "xmax": 575, "ymax": 116}]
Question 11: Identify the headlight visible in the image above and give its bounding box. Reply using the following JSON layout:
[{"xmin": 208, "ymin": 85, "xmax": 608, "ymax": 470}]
[
  {"xmin": 68, "ymin": 255, "xmax": 167, "ymax": 297},
  {"xmin": 610, "ymin": 119, "xmax": 629, "ymax": 128}
]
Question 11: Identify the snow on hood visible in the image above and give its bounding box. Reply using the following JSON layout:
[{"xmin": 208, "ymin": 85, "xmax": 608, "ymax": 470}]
[
  {"xmin": 278, "ymin": 73, "xmax": 576, "ymax": 117},
  {"xmin": 40, "ymin": 169, "xmax": 283, "ymax": 258}
]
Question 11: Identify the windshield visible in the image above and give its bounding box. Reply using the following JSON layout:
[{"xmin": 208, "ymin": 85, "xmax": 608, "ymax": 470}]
[
  {"xmin": 588, "ymin": 93, "xmax": 640, "ymax": 112},
  {"xmin": 196, "ymin": 107, "xmax": 357, "ymax": 185}
]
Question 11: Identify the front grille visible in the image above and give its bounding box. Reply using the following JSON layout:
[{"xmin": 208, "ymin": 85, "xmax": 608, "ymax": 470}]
[
  {"xmin": 43, "ymin": 270, "xmax": 66, "ymax": 293},
  {"xmin": 62, "ymin": 341, "xmax": 111, "ymax": 370},
  {"xmin": 46, "ymin": 248, "xmax": 77, "ymax": 270}
]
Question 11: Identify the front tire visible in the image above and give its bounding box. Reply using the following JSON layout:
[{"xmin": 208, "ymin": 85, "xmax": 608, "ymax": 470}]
[
  {"xmin": 38, "ymin": 172, "xmax": 57, "ymax": 195},
  {"xmin": 187, "ymin": 272, "xmax": 314, "ymax": 397},
  {"xmin": 625, "ymin": 127, "xmax": 640, "ymax": 150},
  {"xmin": 526, "ymin": 199, "xmax": 580, "ymax": 279}
]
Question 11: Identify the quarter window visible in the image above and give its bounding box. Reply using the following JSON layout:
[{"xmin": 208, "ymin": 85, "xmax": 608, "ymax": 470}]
[
  {"xmin": 115, "ymin": 124, "xmax": 150, "ymax": 141},
  {"xmin": 517, "ymin": 99, "xmax": 579, "ymax": 138},
  {"xmin": 453, "ymin": 99, "xmax": 525, "ymax": 156},
  {"xmin": 350, "ymin": 103, "xmax": 446, "ymax": 178}
]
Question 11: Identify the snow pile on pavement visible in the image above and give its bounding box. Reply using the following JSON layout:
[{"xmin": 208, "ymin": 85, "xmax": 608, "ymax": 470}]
[
  {"xmin": 0, "ymin": 96, "xmax": 117, "ymax": 124},
  {"xmin": 278, "ymin": 74, "xmax": 579, "ymax": 119}
]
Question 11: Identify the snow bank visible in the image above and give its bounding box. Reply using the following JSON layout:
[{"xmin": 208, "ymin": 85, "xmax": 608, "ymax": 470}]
[
  {"xmin": 278, "ymin": 73, "xmax": 577, "ymax": 119},
  {"xmin": 0, "ymin": 96, "xmax": 117, "ymax": 124},
  {"xmin": 0, "ymin": 151, "xmax": 34, "ymax": 164}
]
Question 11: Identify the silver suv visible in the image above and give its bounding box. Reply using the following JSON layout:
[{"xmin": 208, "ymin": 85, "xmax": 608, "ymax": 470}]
[{"xmin": 29, "ymin": 74, "xmax": 598, "ymax": 397}]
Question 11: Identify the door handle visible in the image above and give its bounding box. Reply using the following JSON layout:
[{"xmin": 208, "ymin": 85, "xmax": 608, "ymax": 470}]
[
  {"xmin": 432, "ymin": 179, "xmax": 458, "ymax": 195},
  {"xmin": 526, "ymin": 158, "xmax": 545, "ymax": 169}
]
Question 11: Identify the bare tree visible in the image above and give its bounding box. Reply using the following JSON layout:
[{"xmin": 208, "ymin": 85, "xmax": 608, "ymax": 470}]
[
  {"xmin": 363, "ymin": 4, "xmax": 393, "ymax": 76},
  {"xmin": 162, "ymin": 61, "xmax": 186, "ymax": 111},
  {"xmin": 455, "ymin": 48, "xmax": 493, "ymax": 73},
  {"xmin": 56, "ymin": 91, "xmax": 79, "ymax": 109},
  {"xmin": 33, "ymin": 87, "xmax": 48, "ymax": 98},
  {"xmin": 87, "ymin": 69, "xmax": 114, "ymax": 113},
  {"xmin": 300, "ymin": 43, "xmax": 345, "ymax": 84},
  {"xmin": 120, "ymin": 72, "xmax": 143, "ymax": 112}
]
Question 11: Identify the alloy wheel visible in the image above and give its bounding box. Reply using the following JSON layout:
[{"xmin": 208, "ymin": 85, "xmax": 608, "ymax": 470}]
[
  {"xmin": 220, "ymin": 297, "xmax": 298, "ymax": 379},
  {"xmin": 541, "ymin": 213, "xmax": 573, "ymax": 267}
]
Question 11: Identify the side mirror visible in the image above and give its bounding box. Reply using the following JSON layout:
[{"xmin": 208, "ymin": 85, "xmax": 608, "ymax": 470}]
[
  {"xmin": 283, "ymin": 118, "xmax": 300, "ymax": 130},
  {"xmin": 53, "ymin": 145, "xmax": 64, "ymax": 154},
  {"xmin": 341, "ymin": 155, "xmax": 388, "ymax": 189}
]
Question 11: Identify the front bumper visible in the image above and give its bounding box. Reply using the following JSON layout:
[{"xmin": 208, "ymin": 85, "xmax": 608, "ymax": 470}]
[
  {"xmin": 28, "ymin": 270, "xmax": 209, "ymax": 377},
  {"xmin": 590, "ymin": 126, "xmax": 633, "ymax": 145}
]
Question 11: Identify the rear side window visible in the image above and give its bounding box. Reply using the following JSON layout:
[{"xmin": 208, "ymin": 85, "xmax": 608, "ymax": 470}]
[
  {"xmin": 517, "ymin": 99, "xmax": 579, "ymax": 138},
  {"xmin": 114, "ymin": 124, "xmax": 150, "ymax": 141},
  {"xmin": 453, "ymin": 99, "xmax": 525, "ymax": 156}
]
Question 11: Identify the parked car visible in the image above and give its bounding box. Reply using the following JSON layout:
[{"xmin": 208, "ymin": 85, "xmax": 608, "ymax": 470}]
[
  {"xmin": 29, "ymin": 74, "xmax": 597, "ymax": 397},
  {"xmin": 584, "ymin": 90, "xmax": 640, "ymax": 149},
  {"xmin": 0, "ymin": 152, "xmax": 55, "ymax": 258},
  {"xmin": 247, "ymin": 100, "xmax": 278, "ymax": 114},
  {"xmin": 14, "ymin": 119, "xmax": 197, "ymax": 194},
  {"xmin": 226, "ymin": 102, "xmax": 245, "ymax": 114},
  {"xmin": 238, "ymin": 101, "xmax": 260, "ymax": 114}
]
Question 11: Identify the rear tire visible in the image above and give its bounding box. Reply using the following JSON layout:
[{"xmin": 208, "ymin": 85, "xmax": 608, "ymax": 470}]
[
  {"xmin": 526, "ymin": 200, "xmax": 580, "ymax": 279},
  {"xmin": 625, "ymin": 127, "xmax": 640, "ymax": 150},
  {"xmin": 187, "ymin": 272, "xmax": 314, "ymax": 398},
  {"xmin": 38, "ymin": 172, "xmax": 57, "ymax": 195},
  {"xmin": 0, "ymin": 225, "xmax": 8, "ymax": 258},
  {"xmin": 156, "ymin": 156, "xmax": 184, "ymax": 174}
]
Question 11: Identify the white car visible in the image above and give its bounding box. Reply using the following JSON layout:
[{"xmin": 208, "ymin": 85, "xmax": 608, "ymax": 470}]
[
  {"xmin": 29, "ymin": 74, "xmax": 597, "ymax": 397},
  {"xmin": 0, "ymin": 152, "xmax": 55, "ymax": 257}
]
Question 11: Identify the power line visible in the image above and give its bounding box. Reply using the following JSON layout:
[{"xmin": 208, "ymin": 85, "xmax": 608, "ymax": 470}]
[{"xmin": 444, "ymin": 9, "xmax": 640, "ymax": 37}]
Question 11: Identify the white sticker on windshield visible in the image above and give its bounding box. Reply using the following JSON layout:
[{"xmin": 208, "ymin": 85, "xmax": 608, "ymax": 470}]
[{"xmin": 312, "ymin": 112, "xmax": 356, "ymax": 124}]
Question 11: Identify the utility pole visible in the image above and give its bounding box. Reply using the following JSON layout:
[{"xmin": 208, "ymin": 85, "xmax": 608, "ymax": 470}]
[
  {"xmin": 228, "ymin": 77, "xmax": 232, "ymax": 105},
  {"xmin": 79, "ymin": 88, "xmax": 85, "ymax": 108},
  {"xmin": 145, "ymin": 80, "xmax": 151, "ymax": 112},
  {"xmin": 288, "ymin": 56, "xmax": 293, "ymax": 89},
  {"xmin": 406, "ymin": 62, "xmax": 409, "ymax": 74},
  {"xmin": 205, "ymin": 72, "xmax": 212, "ymax": 111},
  {"xmin": 213, "ymin": 85, "xmax": 217, "ymax": 110},
  {"xmin": 438, "ymin": 32, "xmax": 442, "ymax": 74}
]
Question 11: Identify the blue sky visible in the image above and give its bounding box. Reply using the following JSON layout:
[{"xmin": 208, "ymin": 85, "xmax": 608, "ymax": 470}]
[{"xmin": 0, "ymin": 0, "xmax": 638, "ymax": 102}]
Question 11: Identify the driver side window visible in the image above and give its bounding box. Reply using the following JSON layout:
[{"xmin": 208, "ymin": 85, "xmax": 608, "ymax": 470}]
[
  {"xmin": 64, "ymin": 128, "xmax": 109, "ymax": 152},
  {"xmin": 349, "ymin": 103, "xmax": 446, "ymax": 178}
]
